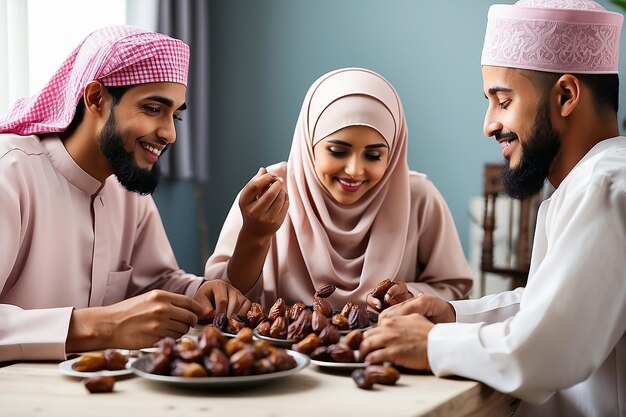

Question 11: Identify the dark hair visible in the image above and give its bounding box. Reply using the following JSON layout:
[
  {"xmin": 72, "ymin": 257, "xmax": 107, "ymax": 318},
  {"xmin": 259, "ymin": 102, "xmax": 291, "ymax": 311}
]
[
  {"xmin": 518, "ymin": 69, "xmax": 619, "ymax": 115},
  {"xmin": 62, "ymin": 85, "xmax": 132, "ymax": 137},
  {"xmin": 577, "ymin": 73, "xmax": 619, "ymax": 114}
]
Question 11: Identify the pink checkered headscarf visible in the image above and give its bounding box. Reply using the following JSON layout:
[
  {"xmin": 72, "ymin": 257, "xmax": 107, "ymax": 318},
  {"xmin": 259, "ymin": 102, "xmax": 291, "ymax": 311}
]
[
  {"xmin": 481, "ymin": 0, "xmax": 623, "ymax": 74},
  {"xmin": 0, "ymin": 25, "xmax": 189, "ymax": 135}
]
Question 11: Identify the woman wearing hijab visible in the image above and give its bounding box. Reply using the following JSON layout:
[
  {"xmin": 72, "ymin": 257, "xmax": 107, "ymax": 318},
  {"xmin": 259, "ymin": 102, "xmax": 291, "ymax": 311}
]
[{"xmin": 205, "ymin": 68, "xmax": 472, "ymax": 310}]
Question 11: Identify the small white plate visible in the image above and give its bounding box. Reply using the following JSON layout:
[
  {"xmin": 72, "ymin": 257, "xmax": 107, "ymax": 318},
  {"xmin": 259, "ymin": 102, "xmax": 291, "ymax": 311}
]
[
  {"xmin": 138, "ymin": 347, "xmax": 159, "ymax": 355},
  {"xmin": 187, "ymin": 324, "xmax": 238, "ymax": 340},
  {"xmin": 338, "ymin": 325, "xmax": 374, "ymax": 335},
  {"xmin": 310, "ymin": 350, "xmax": 365, "ymax": 369},
  {"xmin": 130, "ymin": 350, "xmax": 309, "ymax": 388},
  {"xmin": 252, "ymin": 330, "xmax": 297, "ymax": 348},
  {"xmin": 58, "ymin": 355, "xmax": 136, "ymax": 378},
  {"xmin": 310, "ymin": 358, "xmax": 366, "ymax": 369}
]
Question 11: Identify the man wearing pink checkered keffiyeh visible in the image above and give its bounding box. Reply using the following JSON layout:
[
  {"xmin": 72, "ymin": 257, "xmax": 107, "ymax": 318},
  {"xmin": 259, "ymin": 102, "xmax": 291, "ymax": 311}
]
[
  {"xmin": 360, "ymin": 1, "xmax": 626, "ymax": 416},
  {"xmin": 0, "ymin": 25, "xmax": 251, "ymax": 362}
]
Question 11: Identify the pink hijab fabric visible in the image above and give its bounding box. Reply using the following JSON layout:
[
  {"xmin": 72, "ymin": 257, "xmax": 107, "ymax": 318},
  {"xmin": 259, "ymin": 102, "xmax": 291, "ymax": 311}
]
[
  {"xmin": 0, "ymin": 25, "xmax": 189, "ymax": 135},
  {"xmin": 277, "ymin": 68, "xmax": 410, "ymax": 303},
  {"xmin": 206, "ymin": 67, "xmax": 473, "ymax": 307}
]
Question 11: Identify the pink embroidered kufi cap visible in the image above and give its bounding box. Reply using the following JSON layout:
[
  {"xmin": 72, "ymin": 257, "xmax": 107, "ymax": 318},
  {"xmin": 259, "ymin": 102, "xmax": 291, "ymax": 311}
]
[
  {"xmin": 0, "ymin": 25, "xmax": 190, "ymax": 135},
  {"xmin": 481, "ymin": 0, "xmax": 623, "ymax": 74}
]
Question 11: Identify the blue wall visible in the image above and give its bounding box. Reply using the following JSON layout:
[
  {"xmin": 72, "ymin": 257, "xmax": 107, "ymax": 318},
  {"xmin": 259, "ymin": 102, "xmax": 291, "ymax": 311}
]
[{"xmin": 154, "ymin": 0, "xmax": 626, "ymax": 275}]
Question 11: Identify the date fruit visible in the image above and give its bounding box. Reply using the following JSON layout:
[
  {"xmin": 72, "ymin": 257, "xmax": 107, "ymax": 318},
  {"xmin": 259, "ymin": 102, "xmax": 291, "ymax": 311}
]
[
  {"xmin": 327, "ymin": 343, "xmax": 355, "ymax": 363},
  {"xmin": 331, "ymin": 313, "xmax": 349, "ymax": 331},
  {"xmin": 365, "ymin": 365, "xmax": 401, "ymax": 385},
  {"xmin": 312, "ymin": 296, "xmax": 333, "ymax": 318},
  {"xmin": 343, "ymin": 329, "xmax": 363, "ymax": 350},
  {"xmin": 370, "ymin": 279, "xmax": 394, "ymax": 300},
  {"xmin": 348, "ymin": 304, "xmax": 370, "ymax": 329},
  {"xmin": 82, "ymin": 375, "xmax": 115, "ymax": 393},
  {"xmin": 287, "ymin": 309, "xmax": 312, "ymax": 342},
  {"xmin": 311, "ymin": 310, "xmax": 330, "ymax": 334},
  {"xmin": 314, "ymin": 284, "xmax": 336, "ymax": 299},
  {"xmin": 246, "ymin": 302, "xmax": 265, "ymax": 328},
  {"xmin": 268, "ymin": 298, "xmax": 286, "ymax": 322},
  {"xmin": 269, "ymin": 316, "xmax": 288, "ymax": 339},
  {"xmin": 229, "ymin": 349, "xmax": 255, "ymax": 376},
  {"xmin": 203, "ymin": 348, "xmax": 230, "ymax": 377},
  {"xmin": 351, "ymin": 368, "xmax": 374, "ymax": 390},
  {"xmin": 171, "ymin": 360, "xmax": 208, "ymax": 377},
  {"xmin": 318, "ymin": 324, "xmax": 341, "ymax": 346},
  {"xmin": 255, "ymin": 320, "xmax": 271, "ymax": 337},
  {"xmin": 72, "ymin": 353, "xmax": 107, "ymax": 372},
  {"xmin": 340, "ymin": 300, "xmax": 354, "ymax": 318},
  {"xmin": 291, "ymin": 333, "xmax": 320, "ymax": 355},
  {"xmin": 213, "ymin": 312, "xmax": 228, "ymax": 332}
]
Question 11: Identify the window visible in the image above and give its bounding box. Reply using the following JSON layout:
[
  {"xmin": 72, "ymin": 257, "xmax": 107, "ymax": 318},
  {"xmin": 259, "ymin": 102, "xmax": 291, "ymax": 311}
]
[{"xmin": 0, "ymin": 0, "xmax": 157, "ymax": 116}]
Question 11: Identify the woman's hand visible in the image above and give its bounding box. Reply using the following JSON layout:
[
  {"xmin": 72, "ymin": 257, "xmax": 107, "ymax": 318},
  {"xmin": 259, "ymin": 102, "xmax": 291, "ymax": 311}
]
[
  {"xmin": 194, "ymin": 280, "xmax": 252, "ymax": 321},
  {"xmin": 238, "ymin": 167, "xmax": 289, "ymax": 241}
]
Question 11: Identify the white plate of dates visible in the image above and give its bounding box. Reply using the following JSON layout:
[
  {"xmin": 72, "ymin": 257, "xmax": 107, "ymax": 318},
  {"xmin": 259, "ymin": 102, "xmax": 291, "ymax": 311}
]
[
  {"xmin": 131, "ymin": 350, "xmax": 309, "ymax": 388},
  {"xmin": 308, "ymin": 346, "xmax": 365, "ymax": 370},
  {"xmin": 129, "ymin": 326, "xmax": 310, "ymax": 388},
  {"xmin": 59, "ymin": 349, "xmax": 136, "ymax": 378}
]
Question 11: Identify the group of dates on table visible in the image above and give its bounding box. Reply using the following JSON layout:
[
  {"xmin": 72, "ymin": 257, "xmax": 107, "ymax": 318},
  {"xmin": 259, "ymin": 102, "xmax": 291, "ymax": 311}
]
[{"xmin": 74, "ymin": 279, "xmax": 404, "ymax": 392}]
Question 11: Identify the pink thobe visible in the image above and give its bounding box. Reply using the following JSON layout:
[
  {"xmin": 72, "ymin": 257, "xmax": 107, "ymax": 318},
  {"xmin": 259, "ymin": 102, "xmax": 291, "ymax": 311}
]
[{"xmin": 0, "ymin": 134, "xmax": 203, "ymax": 362}]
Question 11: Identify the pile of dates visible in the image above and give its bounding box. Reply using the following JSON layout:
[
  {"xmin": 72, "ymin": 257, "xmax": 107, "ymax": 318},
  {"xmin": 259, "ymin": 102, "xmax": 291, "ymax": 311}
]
[
  {"xmin": 210, "ymin": 301, "xmax": 266, "ymax": 335},
  {"xmin": 290, "ymin": 319, "xmax": 402, "ymax": 389},
  {"xmin": 292, "ymin": 327, "xmax": 364, "ymax": 362},
  {"xmin": 256, "ymin": 284, "xmax": 373, "ymax": 342},
  {"xmin": 286, "ymin": 288, "xmax": 371, "ymax": 363},
  {"xmin": 143, "ymin": 326, "xmax": 297, "ymax": 377}
]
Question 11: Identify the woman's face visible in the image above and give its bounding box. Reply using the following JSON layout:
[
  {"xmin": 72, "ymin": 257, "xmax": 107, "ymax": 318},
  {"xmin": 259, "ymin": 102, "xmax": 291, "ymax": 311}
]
[{"xmin": 313, "ymin": 125, "xmax": 390, "ymax": 205}]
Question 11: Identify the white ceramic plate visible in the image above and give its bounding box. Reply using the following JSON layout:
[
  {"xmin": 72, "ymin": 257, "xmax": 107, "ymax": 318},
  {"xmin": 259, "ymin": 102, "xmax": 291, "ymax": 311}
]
[
  {"xmin": 310, "ymin": 358, "xmax": 366, "ymax": 369},
  {"xmin": 309, "ymin": 350, "xmax": 365, "ymax": 369},
  {"xmin": 187, "ymin": 324, "xmax": 238, "ymax": 340},
  {"xmin": 130, "ymin": 350, "xmax": 309, "ymax": 388},
  {"xmin": 58, "ymin": 354, "xmax": 136, "ymax": 378},
  {"xmin": 338, "ymin": 325, "xmax": 374, "ymax": 335},
  {"xmin": 252, "ymin": 330, "xmax": 297, "ymax": 348}
]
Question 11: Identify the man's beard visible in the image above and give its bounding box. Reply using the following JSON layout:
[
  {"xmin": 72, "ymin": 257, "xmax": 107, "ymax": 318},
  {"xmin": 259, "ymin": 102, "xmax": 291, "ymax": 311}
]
[
  {"xmin": 501, "ymin": 101, "xmax": 562, "ymax": 200},
  {"xmin": 98, "ymin": 110, "xmax": 162, "ymax": 195}
]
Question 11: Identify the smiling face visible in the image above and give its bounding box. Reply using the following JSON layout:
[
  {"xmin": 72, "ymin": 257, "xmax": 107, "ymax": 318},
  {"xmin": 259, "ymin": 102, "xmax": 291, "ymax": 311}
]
[
  {"xmin": 98, "ymin": 82, "xmax": 186, "ymax": 194},
  {"xmin": 482, "ymin": 66, "xmax": 562, "ymax": 199},
  {"xmin": 312, "ymin": 125, "xmax": 390, "ymax": 205}
]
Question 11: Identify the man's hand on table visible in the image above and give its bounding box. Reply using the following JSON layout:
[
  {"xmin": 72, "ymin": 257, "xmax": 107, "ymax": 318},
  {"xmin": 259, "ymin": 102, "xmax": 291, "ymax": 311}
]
[
  {"xmin": 67, "ymin": 290, "xmax": 203, "ymax": 352},
  {"xmin": 360, "ymin": 294, "xmax": 456, "ymax": 371}
]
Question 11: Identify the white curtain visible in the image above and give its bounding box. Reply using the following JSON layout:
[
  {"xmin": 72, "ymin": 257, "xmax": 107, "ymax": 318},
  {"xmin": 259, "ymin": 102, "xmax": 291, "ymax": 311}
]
[
  {"xmin": 126, "ymin": 0, "xmax": 158, "ymax": 31},
  {"xmin": 0, "ymin": 0, "xmax": 29, "ymax": 117}
]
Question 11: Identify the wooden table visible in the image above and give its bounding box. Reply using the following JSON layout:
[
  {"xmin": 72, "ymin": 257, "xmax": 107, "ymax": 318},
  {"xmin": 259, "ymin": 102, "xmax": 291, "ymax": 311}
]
[{"xmin": 0, "ymin": 358, "xmax": 515, "ymax": 417}]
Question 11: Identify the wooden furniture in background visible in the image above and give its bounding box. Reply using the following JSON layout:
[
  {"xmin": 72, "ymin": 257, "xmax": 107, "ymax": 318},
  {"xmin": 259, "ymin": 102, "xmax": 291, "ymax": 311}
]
[{"xmin": 480, "ymin": 163, "xmax": 543, "ymax": 296}]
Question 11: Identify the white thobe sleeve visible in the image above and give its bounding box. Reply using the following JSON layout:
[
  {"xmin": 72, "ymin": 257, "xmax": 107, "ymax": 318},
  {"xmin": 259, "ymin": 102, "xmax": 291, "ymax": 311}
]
[{"xmin": 428, "ymin": 176, "xmax": 626, "ymax": 404}]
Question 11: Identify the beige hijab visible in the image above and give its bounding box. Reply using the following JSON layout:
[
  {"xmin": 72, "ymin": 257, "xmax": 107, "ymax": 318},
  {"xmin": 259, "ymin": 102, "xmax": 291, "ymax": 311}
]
[{"xmin": 266, "ymin": 68, "xmax": 410, "ymax": 306}]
